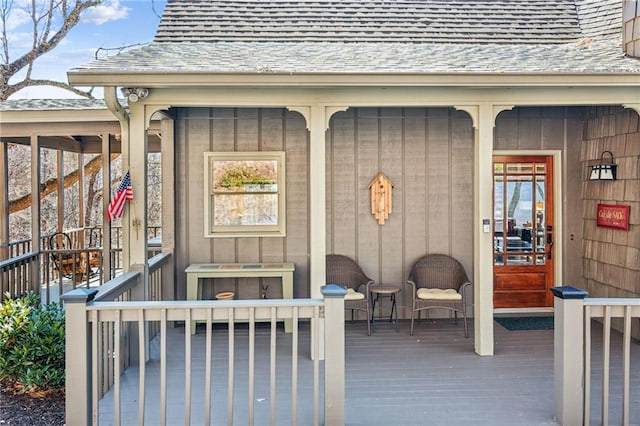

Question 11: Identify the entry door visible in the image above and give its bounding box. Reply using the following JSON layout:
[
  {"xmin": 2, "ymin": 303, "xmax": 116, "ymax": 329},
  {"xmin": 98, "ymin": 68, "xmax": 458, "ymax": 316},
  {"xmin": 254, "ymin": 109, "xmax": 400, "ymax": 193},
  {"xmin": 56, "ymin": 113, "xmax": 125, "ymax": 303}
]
[{"xmin": 493, "ymin": 156, "xmax": 554, "ymax": 308}]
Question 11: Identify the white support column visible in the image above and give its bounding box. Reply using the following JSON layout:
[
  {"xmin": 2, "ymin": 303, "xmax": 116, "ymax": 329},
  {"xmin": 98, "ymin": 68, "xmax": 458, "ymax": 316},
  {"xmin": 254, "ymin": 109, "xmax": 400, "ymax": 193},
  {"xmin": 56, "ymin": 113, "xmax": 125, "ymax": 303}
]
[
  {"xmin": 160, "ymin": 118, "xmax": 176, "ymax": 301},
  {"xmin": 474, "ymin": 103, "xmax": 495, "ymax": 356},
  {"xmin": 30, "ymin": 136, "xmax": 41, "ymax": 252},
  {"xmin": 125, "ymin": 102, "xmax": 149, "ymax": 286},
  {"xmin": 101, "ymin": 134, "xmax": 112, "ymax": 281},
  {"xmin": 0, "ymin": 142, "xmax": 9, "ymax": 260},
  {"xmin": 78, "ymin": 153, "xmax": 85, "ymax": 232},
  {"xmin": 301, "ymin": 104, "xmax": 349, "ymax": 298},
  {"xmin": 61, "ymin": 288, "xmax": 98, "ymax": 426},
  {"xmin": 56, "ymin": 150, "xmax": 64, "ymax": 231},
  {"xmin": 126, "ymin": 103, "xmax": 149, "ymax": 362},
  {"xmin": 552, "ymin": 286, "xmax": 588, "ymax": 426},
  {"xmin": 291, "ymin": 104, "xmax": 348, "ymax": 360},
  {"xmin": 308, "ymin": 104, "xmax": 327, "ymax": 299},
  {"xmin": 306, "ymin": 104, "xmax": 327, "ymax": 360},
  {"xmin": 321, "ymin": 284, "xmax": 347, "ymax": 426}
]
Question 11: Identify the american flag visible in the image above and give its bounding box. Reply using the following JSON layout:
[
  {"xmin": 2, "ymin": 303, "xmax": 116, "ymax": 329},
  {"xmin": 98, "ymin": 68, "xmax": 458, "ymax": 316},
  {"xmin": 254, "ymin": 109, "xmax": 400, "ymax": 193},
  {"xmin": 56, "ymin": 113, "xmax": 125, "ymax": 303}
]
[{"xmin": 107, "ymin": 171, "xmax": 134, "ymax": 222}]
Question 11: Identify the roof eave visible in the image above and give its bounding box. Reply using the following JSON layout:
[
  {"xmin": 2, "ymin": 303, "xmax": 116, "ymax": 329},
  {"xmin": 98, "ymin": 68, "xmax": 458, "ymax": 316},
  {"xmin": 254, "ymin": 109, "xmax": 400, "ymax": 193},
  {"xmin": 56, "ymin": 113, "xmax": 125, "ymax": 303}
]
[
  {"xmin": 0, "ymin": 108, "xmax": 121, "ymax": 124},
  {"xmin": 67, "ymin": 71, "xmax": 640, "ymax": 88}
]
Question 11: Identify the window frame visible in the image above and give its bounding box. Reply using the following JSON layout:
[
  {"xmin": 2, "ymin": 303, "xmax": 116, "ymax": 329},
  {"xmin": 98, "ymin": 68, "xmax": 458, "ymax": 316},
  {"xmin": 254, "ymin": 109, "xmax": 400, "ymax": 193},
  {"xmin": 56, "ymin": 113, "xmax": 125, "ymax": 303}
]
[{"xmin": 204, "ymin": 151, "xmax": 286, "ymax": 238}]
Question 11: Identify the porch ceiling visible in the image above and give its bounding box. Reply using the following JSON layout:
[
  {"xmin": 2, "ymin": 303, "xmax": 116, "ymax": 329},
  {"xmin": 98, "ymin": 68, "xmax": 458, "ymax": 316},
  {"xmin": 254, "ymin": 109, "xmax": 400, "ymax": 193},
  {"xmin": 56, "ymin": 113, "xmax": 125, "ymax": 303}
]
[{"xmin": 0, "ymin": 100, "xmax": 163, "ymax": 154}]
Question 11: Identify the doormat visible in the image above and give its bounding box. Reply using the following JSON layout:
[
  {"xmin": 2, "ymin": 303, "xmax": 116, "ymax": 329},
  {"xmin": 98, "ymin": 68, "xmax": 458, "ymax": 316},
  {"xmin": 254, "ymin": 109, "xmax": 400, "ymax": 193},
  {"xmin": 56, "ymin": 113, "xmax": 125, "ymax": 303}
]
[{"xmin": 495, "ymin": 316, "xmax": 554, "ymax": 331}]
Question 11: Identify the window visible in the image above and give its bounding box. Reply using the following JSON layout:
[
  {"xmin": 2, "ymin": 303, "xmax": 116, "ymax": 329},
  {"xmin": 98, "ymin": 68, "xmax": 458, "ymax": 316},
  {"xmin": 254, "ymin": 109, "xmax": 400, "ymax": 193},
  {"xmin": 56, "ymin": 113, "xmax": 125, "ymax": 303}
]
[{"xmin": 204, "ymin": 152, "xmax": 286, "ymax": 237}]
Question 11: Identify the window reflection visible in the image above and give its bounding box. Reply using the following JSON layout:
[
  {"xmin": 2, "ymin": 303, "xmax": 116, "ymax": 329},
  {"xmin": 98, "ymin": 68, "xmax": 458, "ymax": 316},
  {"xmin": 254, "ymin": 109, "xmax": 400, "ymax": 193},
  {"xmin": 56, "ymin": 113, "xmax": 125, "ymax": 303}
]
[{"xmin": 493, "ymin": 160, "xmax": 547, "ymax": 266}]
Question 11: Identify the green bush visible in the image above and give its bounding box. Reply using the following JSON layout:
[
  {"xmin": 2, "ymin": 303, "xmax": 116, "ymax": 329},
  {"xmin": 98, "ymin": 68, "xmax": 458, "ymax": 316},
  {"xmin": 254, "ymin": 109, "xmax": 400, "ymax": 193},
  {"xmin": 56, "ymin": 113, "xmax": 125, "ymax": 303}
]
[{"xmin": 0, "ymin": 292, "xmax": 65, "ymax": 392}]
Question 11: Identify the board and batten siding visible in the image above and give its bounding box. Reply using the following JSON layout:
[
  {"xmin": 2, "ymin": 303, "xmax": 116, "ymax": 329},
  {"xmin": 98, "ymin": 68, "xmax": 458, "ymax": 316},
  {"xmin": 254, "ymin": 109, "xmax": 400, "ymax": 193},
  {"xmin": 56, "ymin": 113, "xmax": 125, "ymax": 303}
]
[
  {"xmin": 173, "ymin": 105, "xmax": 591, "ymax": 320},
  {"xmin": 327, "ymin": 108, "xmax": 474, "ymax": 319},
  {"xmin": 174, "ymin": 107, "xmax": 310, "ymax": 300}
]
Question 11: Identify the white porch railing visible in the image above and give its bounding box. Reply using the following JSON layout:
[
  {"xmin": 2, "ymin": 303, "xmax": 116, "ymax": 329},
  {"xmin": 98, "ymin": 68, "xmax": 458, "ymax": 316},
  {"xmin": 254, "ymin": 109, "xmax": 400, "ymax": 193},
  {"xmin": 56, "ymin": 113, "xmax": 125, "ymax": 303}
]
[
  {"xmin": 62, "ymin": 284, "xmax": 346, "ymax": 426},
  {"xmin": 553, "ymin": 286, "xmax": 640, "ymax": 426}
]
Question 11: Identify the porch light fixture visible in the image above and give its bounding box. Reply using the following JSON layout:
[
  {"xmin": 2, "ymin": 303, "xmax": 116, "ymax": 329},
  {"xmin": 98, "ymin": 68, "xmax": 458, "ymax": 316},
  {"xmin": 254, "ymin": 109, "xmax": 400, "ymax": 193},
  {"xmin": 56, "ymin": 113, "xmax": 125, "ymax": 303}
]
[
  {"xmin": 589, "ymin": 151, "xmax": 617, "ymax": 181},
  {"xmin": 120, "ymin": 87, "xmax": 149, "ymax": 103}
]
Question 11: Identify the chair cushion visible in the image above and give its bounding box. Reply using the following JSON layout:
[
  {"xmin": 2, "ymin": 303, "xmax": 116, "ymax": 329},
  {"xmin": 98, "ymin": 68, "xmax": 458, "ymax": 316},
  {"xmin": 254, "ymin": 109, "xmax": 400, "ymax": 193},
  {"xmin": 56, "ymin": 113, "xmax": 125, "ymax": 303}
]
[
  {"xmin": 344, "ymin": 288, "xmax": 366, "ymax": 300},
  {"xmin": 416, "ymin": 288, "xmax": 462, "ymax": 300}
]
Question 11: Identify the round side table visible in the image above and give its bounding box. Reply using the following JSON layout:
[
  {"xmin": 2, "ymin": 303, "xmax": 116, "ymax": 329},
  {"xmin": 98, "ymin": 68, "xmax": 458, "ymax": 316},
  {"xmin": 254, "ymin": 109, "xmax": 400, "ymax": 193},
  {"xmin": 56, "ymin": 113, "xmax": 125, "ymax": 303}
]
[{"xmin": 370, "ymin": 285, "xmax": 400, "ymax": 332}]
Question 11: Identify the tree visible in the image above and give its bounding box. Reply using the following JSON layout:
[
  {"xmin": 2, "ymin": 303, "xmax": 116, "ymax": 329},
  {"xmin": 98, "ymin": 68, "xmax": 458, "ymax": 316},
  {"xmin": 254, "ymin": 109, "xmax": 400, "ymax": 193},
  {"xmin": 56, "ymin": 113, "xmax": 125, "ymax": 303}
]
[{"xmin": 0, "ymin": 0, "xmax": 101, "ymax": 101}]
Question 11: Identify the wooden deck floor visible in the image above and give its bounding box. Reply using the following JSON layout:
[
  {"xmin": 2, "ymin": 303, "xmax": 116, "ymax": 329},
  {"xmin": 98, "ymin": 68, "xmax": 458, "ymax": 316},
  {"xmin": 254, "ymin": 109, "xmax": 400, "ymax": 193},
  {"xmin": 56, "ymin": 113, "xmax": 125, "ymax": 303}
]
[{"xmin": 98, "ymin": 317, "xmax": 640, "ymax": 425}]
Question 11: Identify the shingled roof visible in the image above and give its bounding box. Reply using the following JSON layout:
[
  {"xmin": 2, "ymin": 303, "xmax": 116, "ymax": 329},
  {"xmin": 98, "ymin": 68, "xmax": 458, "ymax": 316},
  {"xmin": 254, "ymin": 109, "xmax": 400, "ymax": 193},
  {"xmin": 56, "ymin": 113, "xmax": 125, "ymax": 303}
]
[
  {"xmin": 69, "ymin": 0, "xmax": 640, "ymax": 78},
  {"xmin": 154, "ymin": 0, "xmax": 586, "ymax": 44}
]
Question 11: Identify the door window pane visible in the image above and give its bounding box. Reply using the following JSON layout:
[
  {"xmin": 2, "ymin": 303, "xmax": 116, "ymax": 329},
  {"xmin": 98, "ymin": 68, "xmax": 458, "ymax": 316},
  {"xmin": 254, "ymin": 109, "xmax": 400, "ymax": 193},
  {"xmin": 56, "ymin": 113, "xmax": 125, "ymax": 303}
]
[
  {"xmin": 494, "ymin": 160, "xmax": 549, "ymax": 266},
  {"xmin": 507, "ymin": 254, "xmax": 533, "ymax": 265},
  {"xmin": 506, "ymin": 163, "xmax": 533, "ymax": 174}
]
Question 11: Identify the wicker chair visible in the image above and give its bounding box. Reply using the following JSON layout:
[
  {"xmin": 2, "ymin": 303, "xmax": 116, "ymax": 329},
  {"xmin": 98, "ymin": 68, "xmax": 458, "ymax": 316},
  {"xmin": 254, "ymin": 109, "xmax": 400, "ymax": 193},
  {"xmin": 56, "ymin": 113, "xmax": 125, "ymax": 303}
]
[
  {"xmin": 326, "ymin": 254, "xmax": 374, "ymax": 336},
  {"xmin": 406, "ymin": 254, "xmax": 471, "ymax": 338}
]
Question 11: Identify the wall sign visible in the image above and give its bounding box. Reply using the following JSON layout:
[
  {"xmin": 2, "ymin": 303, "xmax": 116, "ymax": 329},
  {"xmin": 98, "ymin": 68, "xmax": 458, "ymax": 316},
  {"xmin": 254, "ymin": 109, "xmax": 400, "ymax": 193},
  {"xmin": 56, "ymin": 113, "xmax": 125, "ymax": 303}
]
[{"xmin": 596, "ymin": 204, "xmax": 630, "ymax": 230}]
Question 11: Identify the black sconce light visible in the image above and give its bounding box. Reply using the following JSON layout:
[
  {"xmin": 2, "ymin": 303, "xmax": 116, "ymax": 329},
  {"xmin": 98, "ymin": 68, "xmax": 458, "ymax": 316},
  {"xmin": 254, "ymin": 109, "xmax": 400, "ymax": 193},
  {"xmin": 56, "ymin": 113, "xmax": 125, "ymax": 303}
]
[{"xmin": 589, "ymin": 151, "xmax": 617, "ymax": 181}]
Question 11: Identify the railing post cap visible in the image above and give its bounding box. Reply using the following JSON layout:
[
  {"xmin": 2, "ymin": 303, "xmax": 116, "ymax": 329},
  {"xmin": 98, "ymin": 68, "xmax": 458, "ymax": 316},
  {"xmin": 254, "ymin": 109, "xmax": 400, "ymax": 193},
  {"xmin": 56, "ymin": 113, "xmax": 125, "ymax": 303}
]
[
  {"xmin": 61, "ymin": 287, "xmax": 99, "ymax": 303},
  {"xmin": 321, "ymin": 284, "xmax": 348, "ymax": 298},
  {"xmin": 550, "ymin": 286, "xmax": 588, "ymax": 300}
]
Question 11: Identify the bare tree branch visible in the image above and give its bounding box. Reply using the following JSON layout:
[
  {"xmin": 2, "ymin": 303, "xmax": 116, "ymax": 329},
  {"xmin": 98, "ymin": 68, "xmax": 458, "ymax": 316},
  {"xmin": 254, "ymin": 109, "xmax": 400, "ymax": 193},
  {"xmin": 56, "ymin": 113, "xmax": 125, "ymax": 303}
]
[
  {"xmin": 151, "ymin": 0, "xmax": 162, "ymax": 19},
  {"xmin": 4, "ymin": 78, "xmax": 94, "ymax": 98},
  {"xmin": 8, "ymin": 153, "xmax": 118, "ymax": 214},
  {"xmin": 0, "ymin": 0, "xmax": 101, "ymax": 100}
]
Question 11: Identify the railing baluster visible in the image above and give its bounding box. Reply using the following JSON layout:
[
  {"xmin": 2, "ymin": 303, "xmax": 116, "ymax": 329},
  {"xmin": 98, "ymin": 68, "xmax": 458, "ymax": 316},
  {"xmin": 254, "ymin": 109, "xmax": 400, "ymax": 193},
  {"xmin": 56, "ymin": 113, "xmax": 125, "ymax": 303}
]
[
  {"xmin": 622, "ymin": 306, "xmax": 631, "ymax": 426},
  {"xmin": 92, "ymin": 310, "xmax": 100, "ymax": 426},
  {"xmin": 291, "ymin": 306, "xmax": 299, "ymax": 426},
  {"xmin": 270, "ymin": 307, "xmax": 277, "ymax": 426},
  {"xmin": 184, "ymin": 308, "xmax": 192, "ymax": 425},
  {"xmin": 227, "ymin": 308, "xmax": 235, "ymax": 426},
  {"xmin": 248, "ymin": 307, "xmax": 255, "ymax": 426},
  {"xmin": 137, "ymin": 309, "xmax": 146, "ymax": 424},
  {"xmin": 584, "ymin": 305, "xmax": 591, "ymax": 426},
  {"xmin": 105, "ymin": 322, "xmax": 112, "ymax": 396},
  {"xmin": 204, "ymin": 308, "xmax": 213, "ymax": 426},
  {"xmin": 114, "ymin": 310, "xmax": 121, "ymax": 426},
  {"xmin": 160, "ymin": 309, "xmax": 167, "ymax": 426},
  {"xmin": 602, "ymin": 305, "xmax": 611, "ymax": 426},
  {"xmin": 313, "ymin": 306, "xmax": 320, "ymax": 426}
]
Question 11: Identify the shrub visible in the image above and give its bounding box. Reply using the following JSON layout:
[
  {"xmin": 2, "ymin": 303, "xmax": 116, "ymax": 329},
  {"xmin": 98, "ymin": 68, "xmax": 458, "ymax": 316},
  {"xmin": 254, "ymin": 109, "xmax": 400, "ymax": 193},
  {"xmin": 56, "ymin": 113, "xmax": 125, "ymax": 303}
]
[{"xmin": 0, "ymin": 292, "xmax": 65, "ymax": 393}]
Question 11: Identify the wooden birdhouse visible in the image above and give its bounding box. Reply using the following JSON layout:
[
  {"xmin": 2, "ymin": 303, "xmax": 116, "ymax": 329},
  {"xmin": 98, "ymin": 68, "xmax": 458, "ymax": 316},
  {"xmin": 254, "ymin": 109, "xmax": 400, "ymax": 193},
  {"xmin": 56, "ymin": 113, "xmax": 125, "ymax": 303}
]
[{"xmin": 368, "ymin": 172, "xmax": 393, "ymax": 225}]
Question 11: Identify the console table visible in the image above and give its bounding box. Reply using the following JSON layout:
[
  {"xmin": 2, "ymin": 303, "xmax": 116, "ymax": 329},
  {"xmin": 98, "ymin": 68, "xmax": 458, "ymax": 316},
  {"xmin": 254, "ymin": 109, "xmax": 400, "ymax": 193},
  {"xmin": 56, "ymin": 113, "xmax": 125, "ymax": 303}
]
[{"xmin": 185, "ymin": 262, "xmax": 295, "ymax": 334}]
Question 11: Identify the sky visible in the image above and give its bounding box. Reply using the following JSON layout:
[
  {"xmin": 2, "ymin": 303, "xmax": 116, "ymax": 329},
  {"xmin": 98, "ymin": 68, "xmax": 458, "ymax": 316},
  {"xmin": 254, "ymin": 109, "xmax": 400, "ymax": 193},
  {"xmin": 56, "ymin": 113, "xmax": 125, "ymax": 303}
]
[{"xmin": 8, "ymin": 0, "xmax": 167, "ymax": 99}]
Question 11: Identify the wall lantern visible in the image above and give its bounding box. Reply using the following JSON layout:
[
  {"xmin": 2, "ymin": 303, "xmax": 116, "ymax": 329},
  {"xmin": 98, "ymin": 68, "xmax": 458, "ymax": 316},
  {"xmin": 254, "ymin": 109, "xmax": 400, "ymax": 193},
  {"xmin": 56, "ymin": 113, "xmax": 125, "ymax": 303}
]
[{"xmin": 589, "ymin": 151, "xmax": 617, "ymax": 181}]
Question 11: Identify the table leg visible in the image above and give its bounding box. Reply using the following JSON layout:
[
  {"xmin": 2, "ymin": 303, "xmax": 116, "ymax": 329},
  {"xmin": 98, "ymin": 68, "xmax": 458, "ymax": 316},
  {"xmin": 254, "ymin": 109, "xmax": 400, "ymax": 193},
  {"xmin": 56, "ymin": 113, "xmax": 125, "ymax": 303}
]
[
  {"xmin": 391, "ymin": 294, "xmax": 399, "ymax": 332},
  {"xmin": 282, "ymin": 272, "xmax": 293, "ymax": 333},
  {"xmin": 371, "ymin": 294, "xmax": 379, "ymax": 333},
  {"xmin": 187, "ymin": 275, "xmax": 198, "ymax": 334}
]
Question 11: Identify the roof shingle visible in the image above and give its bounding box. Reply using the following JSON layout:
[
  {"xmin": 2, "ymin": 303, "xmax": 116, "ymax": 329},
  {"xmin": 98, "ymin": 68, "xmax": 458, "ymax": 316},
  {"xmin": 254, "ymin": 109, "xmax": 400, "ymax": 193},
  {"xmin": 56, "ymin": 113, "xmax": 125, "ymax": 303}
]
[
  {"xmin": 154, "ymin": 0, "xmax": 586, "ymax": 44},
  {"xmin": 68, "ymin": 0, "xmax": 640, "ymax": 78}
]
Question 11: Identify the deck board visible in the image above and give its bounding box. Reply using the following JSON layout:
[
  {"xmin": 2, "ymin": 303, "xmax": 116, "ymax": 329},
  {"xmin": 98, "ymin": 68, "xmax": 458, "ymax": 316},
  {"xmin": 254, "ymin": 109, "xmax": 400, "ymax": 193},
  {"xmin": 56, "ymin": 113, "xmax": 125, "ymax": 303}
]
[{"xmin": 98, "ymin": 318, "xmax": 640, "ymax": 425}]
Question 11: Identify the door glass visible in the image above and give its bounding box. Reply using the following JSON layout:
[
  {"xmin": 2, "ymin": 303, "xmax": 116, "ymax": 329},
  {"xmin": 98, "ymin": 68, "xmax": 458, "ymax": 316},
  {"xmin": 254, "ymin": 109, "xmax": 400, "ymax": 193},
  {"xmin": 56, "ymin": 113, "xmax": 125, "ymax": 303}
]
[
  {"xmin": 506, "ymin": 163, "xmax": 533, "ymax": 174},
  {"xmin": 494, "ymin": 160, "xmax": 547, "ymax": 266},
  {"xmin": 493, "ymin": 175, "xmax": 505, "ymax": 264},
  {"xmin": 534, "ymin": 175, "xmax": 546, "ymax": 264}
]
